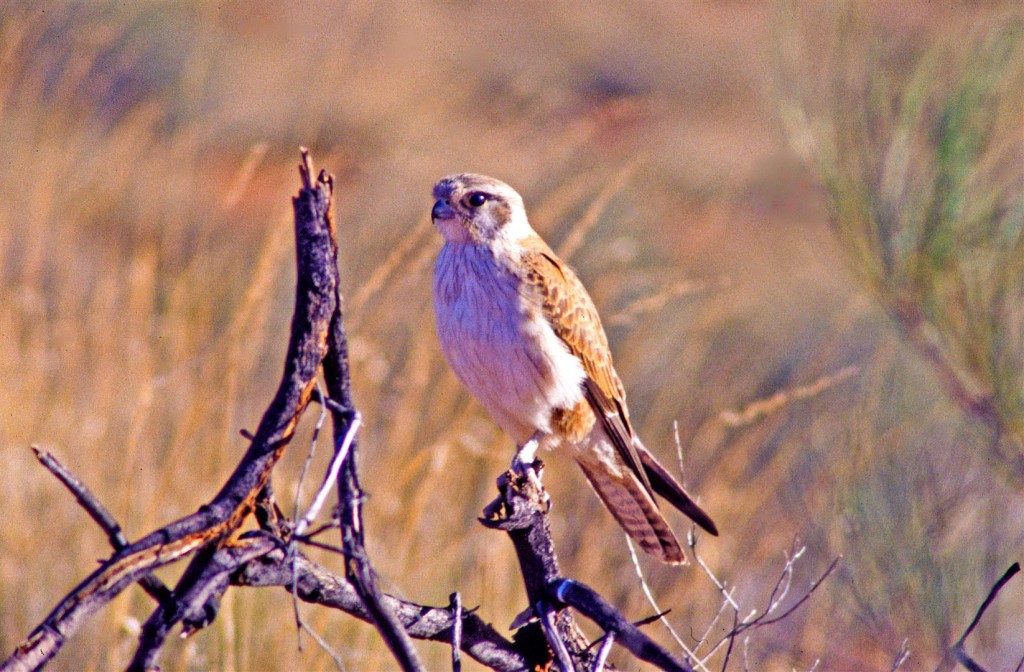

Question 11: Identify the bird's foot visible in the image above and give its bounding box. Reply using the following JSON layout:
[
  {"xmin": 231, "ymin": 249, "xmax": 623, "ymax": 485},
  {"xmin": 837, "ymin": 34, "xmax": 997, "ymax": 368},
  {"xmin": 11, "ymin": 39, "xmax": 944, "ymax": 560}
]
[
  {"xmin": 512, "ymin": 459, "xmax": 546, "ymax": 498},
  {"xmin": 511, "ymin": 431, "xmax": 540, "ymax": 478},
  {"xmin": 512, "ymin": 431, "xmax": 542, "ymax": 468},
  {"xmin": 511, "ymin": 438, "xmax": 550, "ymax": 511},
  {"xmin": 515, "ymin": 463, "xmax": 551, "ymax": 512}
]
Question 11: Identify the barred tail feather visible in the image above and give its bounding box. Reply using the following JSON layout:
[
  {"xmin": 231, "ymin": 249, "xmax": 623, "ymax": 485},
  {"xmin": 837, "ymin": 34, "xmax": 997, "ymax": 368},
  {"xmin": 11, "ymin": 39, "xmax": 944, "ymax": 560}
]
[{"xmin": 576, "ymin": 458, "xmax": 686, "ymax": 564}]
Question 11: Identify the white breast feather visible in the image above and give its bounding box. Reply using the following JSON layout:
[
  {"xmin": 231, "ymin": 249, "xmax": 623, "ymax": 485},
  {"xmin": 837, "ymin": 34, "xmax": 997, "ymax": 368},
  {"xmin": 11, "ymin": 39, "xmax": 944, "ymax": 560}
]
[{"xmin": 434, "ymin": 242, "xmax": 586, "ymax": 446}]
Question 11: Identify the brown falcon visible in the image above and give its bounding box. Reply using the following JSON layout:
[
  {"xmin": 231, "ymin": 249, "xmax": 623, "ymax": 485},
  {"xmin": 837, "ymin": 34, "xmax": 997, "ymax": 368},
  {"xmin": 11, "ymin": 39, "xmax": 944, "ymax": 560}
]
[{"xmin": 431, "ymin": 173, "xmax": 717, "ymax": 563}]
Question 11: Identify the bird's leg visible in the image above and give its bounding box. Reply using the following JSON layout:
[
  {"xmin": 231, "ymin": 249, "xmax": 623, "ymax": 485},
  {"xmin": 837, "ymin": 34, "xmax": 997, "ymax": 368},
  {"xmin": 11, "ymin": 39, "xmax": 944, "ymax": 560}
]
[
  {"xmin": 511, "ymin": 430, "xmax": 549, "ymax": 508},
  {"xmin": 512, "ymin": 431, "xmax": 543, "ymax": 471}
]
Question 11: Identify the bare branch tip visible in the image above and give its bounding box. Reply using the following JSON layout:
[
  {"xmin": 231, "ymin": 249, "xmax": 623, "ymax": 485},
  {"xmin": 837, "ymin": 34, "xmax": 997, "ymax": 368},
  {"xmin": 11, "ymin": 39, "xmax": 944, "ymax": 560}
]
[
  {"xmin": 318, "ymin": 168, "xmax": 333, "ymax": 191},
  {"xmin": 298, "ymin": 147, "xmax": 315, "ymax": 190}
]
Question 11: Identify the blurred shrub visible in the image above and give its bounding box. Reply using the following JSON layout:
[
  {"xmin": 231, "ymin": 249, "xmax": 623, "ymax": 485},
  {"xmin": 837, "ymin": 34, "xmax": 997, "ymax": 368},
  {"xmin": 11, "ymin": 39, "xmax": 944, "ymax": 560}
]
[
  {"xmin": 779, "ymin": 9, "xmax": 1024, "ymax": 486},
  {"xmin": 776, "ymin": 5, "xmax": 1024, "ymax": 666}
]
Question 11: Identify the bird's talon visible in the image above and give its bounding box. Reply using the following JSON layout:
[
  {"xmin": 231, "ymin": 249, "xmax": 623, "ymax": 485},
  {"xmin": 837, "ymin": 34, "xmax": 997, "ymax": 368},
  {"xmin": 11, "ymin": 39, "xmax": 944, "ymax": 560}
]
[{"xmin": 519, "ymin": 462, "xmax": 551, "ymax": 511}]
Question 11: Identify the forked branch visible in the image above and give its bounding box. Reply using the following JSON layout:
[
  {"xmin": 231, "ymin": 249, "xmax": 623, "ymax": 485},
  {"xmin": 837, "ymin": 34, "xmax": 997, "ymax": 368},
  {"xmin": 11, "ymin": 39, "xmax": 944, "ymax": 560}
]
[{"xmin": 2, "ymin": 150, "xmax": 337, "ymax": 672}]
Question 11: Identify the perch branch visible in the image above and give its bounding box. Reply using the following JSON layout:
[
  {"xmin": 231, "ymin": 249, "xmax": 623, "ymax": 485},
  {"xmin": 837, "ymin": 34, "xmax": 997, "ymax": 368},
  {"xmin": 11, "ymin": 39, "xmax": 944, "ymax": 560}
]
[
  {"xmin": 234, "ymin": 548, "xmax": 528, "ymax": 671},
  {"xmin": 482, "ymin": 468, "xmax": 692, "ymax": 672},
  {"xmin": 481, "ymin": 467, "xmax": 592, "ymax": 669},
  {"xmin": 549, "ymin": 579, "xmax": 692, "ymax": 672}
]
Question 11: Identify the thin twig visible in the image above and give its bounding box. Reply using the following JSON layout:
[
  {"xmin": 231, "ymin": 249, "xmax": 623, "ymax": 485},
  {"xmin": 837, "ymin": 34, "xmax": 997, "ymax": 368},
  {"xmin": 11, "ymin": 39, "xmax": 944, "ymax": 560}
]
[
  {"xmin": 626, "ymin": 538, "xmax": 705, "ymax": 670},
  {"xmin": 584, "ymin": 610, "xmax": 671, "ymax": 653},
  {"xmin": 720, "ymin": 608, "xmax": 739, "ymax": 672},
  {"xmin": 294, "ymin": 378, "xmax": 330, "ymax": 532},
  {"xmin": 762, "ymin": 545, "xmax": 805, "ymax": 618},
  {"xmin": 299, "ymin": 521, "xmax": 340, "ymax": 540},
  {"xmin": 33, "ymin": 447, "xmax": 126, "ymax": 549},
  {"xmin": 538, "ymin": 601, "xmax": 574, "ymax": 672},
  {"xmin": 592, "ymin": 632, "xmax": 615, "ymax": 672},
  {"xmin": 708, "ymin": 553, "xmax": 841, "ymax": 662},
  {"xmin": 291, "ymin": 554, "xmax": 306, "ymax": 655},
  {"xmin": 299, "ymin": 619, "xmax": 347, "ymax": 672},
  {"xmin": 450, "ymin": 592, "xmax": 463, "ymax": 672},
  {"xmin": 294, "ymin": 413, "xmax": 362, "ymax": 538},
  {"xmin": 956, "ymin": 562, "xmax": 1020, "ymax": 648},
  {"xmin": 889, "ymin": 638, "xmax": 911, "ymax": 671},
  {"xmin": 695, "ymin": 585, "xmax": 735, "ymax": 657},
  {"xmin": 698, "ymin": 552, "xmax": 840, "ymax": 669},
  {"xmin": 949, "ymin": 562, "xmax": 1021, "ymax": 672},
  {"xmin": 296, "ymin": 538, "xmax": 349, "ymax": 555},
  {"xmin": 290, "ymin": 378, "xmax": 329, "ymax": 653},
  {"xmin": 749, "ymin": 556, "xmax": 839, "ymax": 629},
  {"xmin": 31, "ymin": 447, "xmax": 173, "ymax": 605},
  {"xmin": 691, "ymin": 533, "xmax": 740, "ymax": 610}
]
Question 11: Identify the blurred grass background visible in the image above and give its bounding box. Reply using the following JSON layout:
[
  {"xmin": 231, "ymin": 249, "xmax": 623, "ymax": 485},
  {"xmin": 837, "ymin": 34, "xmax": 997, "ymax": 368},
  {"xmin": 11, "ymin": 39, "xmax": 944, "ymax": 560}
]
[{"xmin": 1, "ymin": 1, "xmax": 1022, "ymax": 670}]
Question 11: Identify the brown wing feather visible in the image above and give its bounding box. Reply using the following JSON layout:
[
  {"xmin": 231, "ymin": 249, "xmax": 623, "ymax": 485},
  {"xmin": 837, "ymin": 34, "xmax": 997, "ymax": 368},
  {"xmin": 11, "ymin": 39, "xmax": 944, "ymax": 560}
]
[
  {"xmin": 518, "ymin": 237, "xmax": 653, "ymax": 495},
  {"xmin": 634, "ymin": 439, "xmax": 719, "ymax": 535},
  {"xmin": 519, "ymin": 237, "xmax": 720, "ymax": 538}
]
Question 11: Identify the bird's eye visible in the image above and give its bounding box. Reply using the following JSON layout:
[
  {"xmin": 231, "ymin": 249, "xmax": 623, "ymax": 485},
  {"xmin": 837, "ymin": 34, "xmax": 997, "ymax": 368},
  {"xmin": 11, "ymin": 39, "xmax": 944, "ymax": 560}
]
[{"xmin": 466, "ymin": 192, "xmax": 488, "ymax": 208}]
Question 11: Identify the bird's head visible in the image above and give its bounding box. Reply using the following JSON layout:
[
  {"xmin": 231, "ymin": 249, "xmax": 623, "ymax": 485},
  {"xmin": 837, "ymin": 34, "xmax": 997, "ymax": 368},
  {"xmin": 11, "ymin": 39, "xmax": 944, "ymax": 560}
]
[{"xmin": 431, "ymin": 173, "xmax": 532, "ymax": 245}]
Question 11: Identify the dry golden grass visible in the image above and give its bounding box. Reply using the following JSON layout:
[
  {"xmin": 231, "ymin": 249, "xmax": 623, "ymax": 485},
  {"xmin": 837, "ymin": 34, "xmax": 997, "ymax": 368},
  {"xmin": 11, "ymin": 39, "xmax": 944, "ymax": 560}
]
[{"xmin": 1, "ymin": 2, "xmax": 1022, "ymax": 670}]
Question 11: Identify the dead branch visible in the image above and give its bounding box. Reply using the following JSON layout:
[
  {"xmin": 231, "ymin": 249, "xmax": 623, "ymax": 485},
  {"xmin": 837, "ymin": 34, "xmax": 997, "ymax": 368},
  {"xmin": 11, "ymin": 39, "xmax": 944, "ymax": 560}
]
[
  {"xmin": 550, "ymin": 579, "xmax": 693, "ymax": 672},
  {"xmin": 233, "ymin": 545, "xmax": 528, "ymax": 671},
  {"xmin": 30, "ymin": 448, "xmax": 172, "ymax": 606},
  {"xmin": 938, "ymin": 562, "xmax": 1021, "ymax": 672},
  {"xmin": 2, "ymin": 150, "xmax": 336, "ymax": 672},
  {"xmin": 22, "ymin": 445, "xmax": 531, "ymax": 671},
  {"xmin": 28, "ymin": 443, "xmax": 532, "ymax": 671}
]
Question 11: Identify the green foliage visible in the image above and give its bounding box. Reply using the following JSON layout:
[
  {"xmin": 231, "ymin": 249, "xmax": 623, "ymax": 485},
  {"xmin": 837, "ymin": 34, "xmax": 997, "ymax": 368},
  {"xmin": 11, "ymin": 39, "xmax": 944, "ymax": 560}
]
[
  {"xmin": 781, "ymin": 10, "xmax": 1024, "ymax": 485},
  {"xmin": 775, "ymin": 7, "xmax": 1024, "ymax": 666}
]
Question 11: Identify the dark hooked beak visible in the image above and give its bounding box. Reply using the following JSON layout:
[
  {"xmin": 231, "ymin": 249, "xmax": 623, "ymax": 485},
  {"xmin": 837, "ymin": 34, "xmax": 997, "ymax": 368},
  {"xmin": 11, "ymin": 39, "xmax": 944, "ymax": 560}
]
[{"xmin": 432, "ymin": 199, "xmax": 456, "ymax": 221}]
